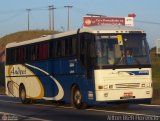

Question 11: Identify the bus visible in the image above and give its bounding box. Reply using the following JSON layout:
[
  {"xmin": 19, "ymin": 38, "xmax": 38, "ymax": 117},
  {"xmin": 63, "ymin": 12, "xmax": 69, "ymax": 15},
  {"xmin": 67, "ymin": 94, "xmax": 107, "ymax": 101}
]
[{"xmin": 5, "ymin": 25, "xmax": 152, "ymax": 109}]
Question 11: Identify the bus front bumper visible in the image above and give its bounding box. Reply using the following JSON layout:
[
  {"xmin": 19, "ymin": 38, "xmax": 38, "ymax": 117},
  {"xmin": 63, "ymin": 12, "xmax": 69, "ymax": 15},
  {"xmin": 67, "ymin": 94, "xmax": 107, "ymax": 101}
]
[{"xmin": 95, "ymin": 88, "xmax": 152, "ymax": 103}]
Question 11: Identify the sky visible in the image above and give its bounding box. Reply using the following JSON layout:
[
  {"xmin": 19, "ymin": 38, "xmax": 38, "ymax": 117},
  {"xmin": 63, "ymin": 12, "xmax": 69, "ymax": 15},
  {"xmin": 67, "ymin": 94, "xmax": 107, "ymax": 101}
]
[{"xmin": 0, "ymin": 0, "xmax": 160, "ymax": 48}]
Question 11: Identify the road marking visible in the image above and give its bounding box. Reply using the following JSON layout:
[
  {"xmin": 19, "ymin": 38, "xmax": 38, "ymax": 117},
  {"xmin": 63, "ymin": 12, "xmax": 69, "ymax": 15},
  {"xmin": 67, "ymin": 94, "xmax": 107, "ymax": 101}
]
[
  {"xmin": 32, "ymin": 103, "xmax": 160, "ymax": 118},
  {"xmin": 0, "ymin": 112, "xmax": 51, "ymax": 121},
  {"xmin": 0, "ymin": 99, "xmax": 21, "ymax": 104},
  {"xmin": 0, "ymin": 99, "xmax": 73, "ymax": 109},
  {"xmin": 139, "ymin": 104, "xmax": 160, "ymax": 107},
  {"xmin": 0, "ymin": 98, "xmax": 160, "ymax": 118},
  {"xmin": 33, "ymin": 103, "xmax": 74, "ymax": 109},
  {"xmin": 1, "ymin": 98, "xmax": 160, "ymax": 110},
  {"xmin": 1, "ymin": 95, "xmax": 160, "ymax": 107},
  {"xmin": 33, "ymin": 103, "xmax": 160, "ymax": 118},
  {"xmin": 0, "ymin": 99, "xmax": 74, "ymax": 110},
  {"xmin": 86, "ymin": 108, "xmax": 160, "ymax": 118}
]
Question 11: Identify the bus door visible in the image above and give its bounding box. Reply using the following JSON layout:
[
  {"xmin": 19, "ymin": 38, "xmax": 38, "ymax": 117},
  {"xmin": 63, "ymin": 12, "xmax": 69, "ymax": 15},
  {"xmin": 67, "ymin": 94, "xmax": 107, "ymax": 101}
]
[{"xmin": 79, "ymin": 33, "xmax": 95, "ymax": 79}]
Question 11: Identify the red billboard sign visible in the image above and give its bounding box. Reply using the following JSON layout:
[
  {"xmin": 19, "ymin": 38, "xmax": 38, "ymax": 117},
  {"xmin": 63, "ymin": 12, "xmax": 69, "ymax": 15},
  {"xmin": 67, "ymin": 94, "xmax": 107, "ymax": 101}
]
[{"xmin": 83, "ymin": 16, "xmax": 133, "ymax": 27}]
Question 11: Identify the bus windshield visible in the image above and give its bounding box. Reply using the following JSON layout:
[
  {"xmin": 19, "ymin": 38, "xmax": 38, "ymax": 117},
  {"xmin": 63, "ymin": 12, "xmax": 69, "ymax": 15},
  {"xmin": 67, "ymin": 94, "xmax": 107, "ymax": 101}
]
[{"xmin": 95, "ymin": 34, "xmax": 150, "ymax": 66}]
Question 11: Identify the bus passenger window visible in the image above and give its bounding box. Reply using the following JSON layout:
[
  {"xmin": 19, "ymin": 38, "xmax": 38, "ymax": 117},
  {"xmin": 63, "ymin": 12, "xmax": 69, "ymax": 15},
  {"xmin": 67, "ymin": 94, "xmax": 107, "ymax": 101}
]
[
  {"xmin": 56, "ymin": 41, "xmax": 62, "ymax": 57},
  {"xmin": 31, "ymin": 46, "xmax": 36, "ymax": 60},
  {"xmin": 14, "ymin": 49, "xmax": 18, "ymax": 62},
  {"xmin": 72, "ymin": 38, "xmax": 76, "ymax": 56},
  {"xmin": 61, "ymin": 40, "xmax": 65, "ymax": 57},
  {"xmin": 65, "ymin": 38, "xmax": 69, "ymax": 56},
  {"xmin": 39, "ymin": 43, "xmax": 49, "ymax": 60},
  {"xmin": 80, "ymin": 39, "xmax": 85, "ymax": 65}
]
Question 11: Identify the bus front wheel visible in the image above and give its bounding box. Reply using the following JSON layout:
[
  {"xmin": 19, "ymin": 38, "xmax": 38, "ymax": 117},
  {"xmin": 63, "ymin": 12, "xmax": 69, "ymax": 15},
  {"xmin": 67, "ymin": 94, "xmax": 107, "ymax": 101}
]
[
  {"xmin": 71, "ymin": 86, "xmax": 87, "ymax": 109},
  {"xmin": 19, "ymin": 85, "xmax": 31, "ymax": 104}
]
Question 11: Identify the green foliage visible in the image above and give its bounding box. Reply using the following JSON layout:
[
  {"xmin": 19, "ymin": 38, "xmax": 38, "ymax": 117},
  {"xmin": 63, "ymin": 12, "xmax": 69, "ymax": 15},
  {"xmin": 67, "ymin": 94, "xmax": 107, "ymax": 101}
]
[{"xmin": 150, "ymin": 47, "xmax": 160, "ymax": 89}]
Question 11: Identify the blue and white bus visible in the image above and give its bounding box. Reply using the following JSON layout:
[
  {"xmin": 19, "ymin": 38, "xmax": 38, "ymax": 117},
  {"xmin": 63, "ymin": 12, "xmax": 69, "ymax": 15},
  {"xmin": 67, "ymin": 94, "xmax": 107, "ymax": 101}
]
[{"xmin": 5, "ymin": 25, "xmax": 152, "ymax": 109}]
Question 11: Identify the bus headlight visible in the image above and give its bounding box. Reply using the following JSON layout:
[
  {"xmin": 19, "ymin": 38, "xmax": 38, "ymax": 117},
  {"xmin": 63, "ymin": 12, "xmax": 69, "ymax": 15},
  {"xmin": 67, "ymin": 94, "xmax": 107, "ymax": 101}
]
[
  {"xmin": 141, "ymin": 83, "xmax": 145, "ymax": 87},
  {"xmin": 98, "ymin": 85, "xmax": 115, "ymax": 90},
  {"xmin": 109, "ymin": 85, "xmax": 113, "ymax": 89},
  {"xmin": 146, "ymin": 83, "xmax": 150, "ymax": 87},
  {"xmin": 104, "ymin": 85, "xmax": 108, "ymax": 89},
  {"xmin": 141, "ymin": 83, "xmax": 151, "ymax": 88},
  {"xmin": 98, "ymin": 85, "xmax": 103, "ymax": 90}
]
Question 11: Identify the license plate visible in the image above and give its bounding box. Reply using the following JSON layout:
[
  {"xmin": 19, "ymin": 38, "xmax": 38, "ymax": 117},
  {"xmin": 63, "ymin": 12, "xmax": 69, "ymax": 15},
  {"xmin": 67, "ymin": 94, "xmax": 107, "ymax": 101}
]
[
  {"xmin": 124, "ymin": 92, "xmax": 133, "ymax": 97},
  {"xmin": 120, "ymin": 92, "xmax": 135, "ymax": 99}
]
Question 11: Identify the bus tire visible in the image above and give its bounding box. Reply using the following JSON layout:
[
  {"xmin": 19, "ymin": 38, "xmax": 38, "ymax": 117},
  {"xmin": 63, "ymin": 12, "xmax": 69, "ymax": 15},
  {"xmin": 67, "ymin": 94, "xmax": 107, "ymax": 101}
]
[
  {"xmin": 71, "ymin": 86, "xmax": 87, "ymax": 109},
  {"xmin": 19, "ymin": 85, "xmax": 31, "ymax": 104}
]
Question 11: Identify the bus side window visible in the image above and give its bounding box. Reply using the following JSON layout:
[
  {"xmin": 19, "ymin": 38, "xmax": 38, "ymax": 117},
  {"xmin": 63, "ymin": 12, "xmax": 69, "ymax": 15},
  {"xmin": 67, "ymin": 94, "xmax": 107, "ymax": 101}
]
[
  {"xmin": 62, "ymin": 39, "xmax": 65, "ymax": 57},
  {"xmin": 39, "ymin": 43, "xmax": 49, "ymax": 60},
  {"xmin": 31, "ymin": 45, "xmax": 36, "ymax": 61},
  {"xmin": 14, "ymin": 48, "xmax": 18, "ymax": 63},
  {"xmin": 7, "ymin": 48, "xmax": 15, "ymax": 64},
  {"xmin": 65, "ymin": 37, "xmax": 75, "ymax": 56},
  {"xmin": 49, "ymin": 40, "xmax": 56, "ymax": 58},
  {"xmin": 72, "ymin": 37, "xmax": 77, "ymax": 56},
  {"xmin": 80, "ymin": 35, "xmax": 86, "ymax": 66},
  {"xmin": 56, "ymin": 40, "xmax": 62, "ymax": 57},
  {"xmin": 26, "ymin": 46, "xmax": 31, "ymax": 61},
  {"xmin": 6, "ymin": 49, "xmax": 11, "ymax": 64},
  {"xmin": 6, "ymin": 49, "xmax": 9, "ymax": 64},
  {"xmin": 65, "ymin": 38, "xmax": 69, "ymax": 57},
  {"xmin": 18, "ymin": 47, "xmax": 25, "ymax": 62}
]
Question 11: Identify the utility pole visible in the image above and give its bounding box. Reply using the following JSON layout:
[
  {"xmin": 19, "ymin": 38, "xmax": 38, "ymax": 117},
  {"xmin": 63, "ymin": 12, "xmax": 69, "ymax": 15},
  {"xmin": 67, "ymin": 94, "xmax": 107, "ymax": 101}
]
[
  {"xmin": 49, "ymin": 5, "xmax": 56, "ymax": 31},
  {"xmin": 49, "ymin": 6, "xmax": 52, "ymax": 31},
  {"xmin": 64, "ymin": 6, "xmax": 73, "ymax": 31},
  {"xmin": 26, "ymin": 9, "xmax": 31, "ymax": 31},
  {"xmin": 52, "ymin": 6, "xmax": 56, "ymax": 31}
]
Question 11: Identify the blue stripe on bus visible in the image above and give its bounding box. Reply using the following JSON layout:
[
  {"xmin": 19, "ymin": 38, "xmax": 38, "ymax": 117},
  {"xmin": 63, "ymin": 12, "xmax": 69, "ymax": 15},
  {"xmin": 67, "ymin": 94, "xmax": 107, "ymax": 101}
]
[
  {"xmin": 24, "ymin": 58, "xmax": 92, "ymax": 102},
  {"xmin": 119, "ymin": 71, "xmax": 149, "ymax": 75}
]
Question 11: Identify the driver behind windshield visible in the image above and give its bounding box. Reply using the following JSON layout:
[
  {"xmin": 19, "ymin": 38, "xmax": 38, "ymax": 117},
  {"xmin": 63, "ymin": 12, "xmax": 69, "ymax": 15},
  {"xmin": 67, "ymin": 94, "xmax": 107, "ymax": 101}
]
[{"xmin": 126, "ymin": 50, "xmax": 135, "ymax": 65}]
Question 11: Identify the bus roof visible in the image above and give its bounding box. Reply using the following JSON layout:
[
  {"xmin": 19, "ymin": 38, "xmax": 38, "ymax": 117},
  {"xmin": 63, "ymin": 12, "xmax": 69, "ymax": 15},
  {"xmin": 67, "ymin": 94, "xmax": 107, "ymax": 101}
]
[{"xmin": 6, "ymin": 25, "xmax": 145, "ymax": 48}]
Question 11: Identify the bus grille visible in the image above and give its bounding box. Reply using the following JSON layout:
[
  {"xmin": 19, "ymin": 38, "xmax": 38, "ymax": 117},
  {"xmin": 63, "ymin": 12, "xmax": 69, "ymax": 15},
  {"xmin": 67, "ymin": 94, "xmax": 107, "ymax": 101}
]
[{"xmin": 116, "ymin": 83, "xmax": 140, "ymax": 88}]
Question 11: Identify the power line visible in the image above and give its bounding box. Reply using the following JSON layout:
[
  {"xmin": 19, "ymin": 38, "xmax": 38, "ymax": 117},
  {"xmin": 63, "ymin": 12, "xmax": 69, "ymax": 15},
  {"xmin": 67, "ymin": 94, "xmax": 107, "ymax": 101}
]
[
  {"xmin": 0, "ymin": 5, "xmax": 64, "ymax": 14},
  {"xmin": 1, "ymin": 4, "xmax": 160, "ymax": 33},
  {"xmin": 135, "ymin": 20, "xmax": 160, "ymax": 25},
  {"xmin": 0, "ymin": 11, "xmax": 24, "ymax": 23}
]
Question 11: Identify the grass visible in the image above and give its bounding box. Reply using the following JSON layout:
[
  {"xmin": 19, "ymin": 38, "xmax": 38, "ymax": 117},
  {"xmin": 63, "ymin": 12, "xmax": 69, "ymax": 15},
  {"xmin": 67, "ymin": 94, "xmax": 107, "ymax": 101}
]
[
  {"xmin": 0, "ymin": 30, "xmax": 59, "ymax": 47},
  {"xmin": 150, "ymin": 49, "xmax": 160, "ymax": 90},
  {"xmin": 150, "ymin": 48, "xmax": 160, "ymax": 104}
]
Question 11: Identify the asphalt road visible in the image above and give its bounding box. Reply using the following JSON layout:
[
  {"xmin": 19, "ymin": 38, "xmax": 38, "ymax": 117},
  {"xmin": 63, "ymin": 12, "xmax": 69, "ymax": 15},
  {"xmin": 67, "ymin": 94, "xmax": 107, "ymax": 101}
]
[{"xmin": 0, "ymin": 95, "xmax": 160, "ymax": 121}]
